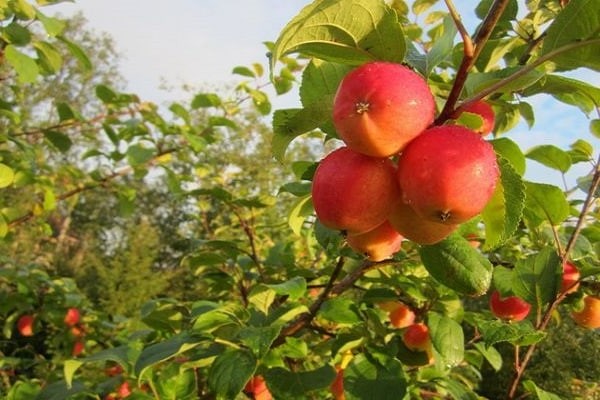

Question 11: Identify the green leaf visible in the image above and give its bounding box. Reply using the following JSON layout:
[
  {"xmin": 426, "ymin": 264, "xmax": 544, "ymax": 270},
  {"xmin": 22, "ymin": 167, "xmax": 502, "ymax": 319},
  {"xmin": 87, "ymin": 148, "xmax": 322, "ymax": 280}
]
[
  {"xmin": 590, "ymin": 119, "xmax": 600, "ymax": 138},
  {"xmin": 232, "ymin": 65, "xmax": 255, "ymax": 77},
  {"xmin": 272, "ymin": 108, "xmax": 322, "ymax": 162},
  {"xmin": 287, "ymin": 194, "xmax": 313, "ymax": 235},
  {"xmin": 541, "ymin": 0, "xmax": 600, "ymax": 71},
  {"xmin": 523, "ymin": 182, "xmax": 570, "ymax": 226},
  {"xmin": 135, "ymin": 334, "xmax": 202, "ymax": 377},
  {"xmin": 523, "ymin": 75, "xmax": 600, "ymax": 115},
  {"xmin": 36, "ymin": 10, "xmax": 66, "ymax": 36},
  {"xmin": 95, "ymin": 84, "xmax": 117, "ymax": 103},
  {"xmin": 464, "ymin": 67, "xmax": 544, "ymax": 97},
  {"xmin": 526, "ymin": 144, "xmax": 572, "ymax": 173},
  {"xmin": 0, "ymin": 163, "xmax": 15, "ymax": 188},
  {"xmin": 155, "ymin": 363, "xmax": 197, "ymax": 400},
  {"xmin": 248, "ymin": 285, "xmax": 276, "ymax": 315},
  {"xmin": 482, "ymin": 156, "xmax": 526, "ymax": 250},
  {"xmin": 126, "ymin": 144, "xmax": 154, "ymax": 166},
  {"xmin": 512, "ymin": 248, "xmax": 562, "ymax": 312},
  {"xmin": 568, "ymin": 139, "xmax": 594, "ymax": 163},
  {"xmin": 490, "ymin": 137, "xmax": 526, "ymax": 176},
  {"xmin": 265, "ymin": 365, "xmax": 337, "ymax": 400},
  {"xmin": 140, "ymin": 299, "xmax": 186, "ymax": 333},
  {"xmin": 64, "ymin": 345, "xmax": 134, "ymax": 388},
  {"xmin": 191, "ymin": 93, "xmax": 222, "ymax": 108},
  {"xmin": 318, "ymin": 298, "xmax": 361, "ymax": 324},
  {"xmin": 344, "ymin": 353, "xmax": 407, "ymax": 400},
  {"xmin": 492, "ymin": 266, "xmax": 514, "ymax": 297},
  {"xmin": 3, "ymin": 22, "xmax": 31, "ymax": 45},
  {"xmin": 419, "ymin": 233, "xmax": 493, "ymax": 296},
  {"xmin": 477, "ymin": 319, "xmax": 546, "ymax": 346},
  {"xmin": 523, "ymin": 380, "xmax": 564, "ymax": 400},
  {"xmin": 237, "ymin": 325, "xmax": 281, "ymax": 358},
  {"xmin": 271, "ymin": 0, "xmax": 405, "ymax": 67},
  {"xmin": 428, "ymin": 312, "xmax": 464, "ymax": 367},
  {"xmin": 208, "ymin": 349, "xmax": 257, "ymax": 400},
  {"xmin": 57, "ymin": 35, "xmax": 92, "ymax": 72},
  {"xmin": 473, "ymin": 342, "xmax": 502, "ymax": 371},
  {"xmin": 192, "ymin": 305, "xmax": 245, "ymax": 333},
  {"xmin": 44, "ymin": 130, "xmax": 72, "ymax": 152},
  {"xmin": 412, "ymin": 0, "xmax": 437, "ymax": 15},
  {"xmin": 5, "ymin": 44, "xmax": 39, "ymax": 83},
  {"xmin": 266, "ymin": 277, "xmax": 307, "ymax": 300},
  {"xmin": 423, "ymin": 15, "xmax": 457, "ymax": 76}
]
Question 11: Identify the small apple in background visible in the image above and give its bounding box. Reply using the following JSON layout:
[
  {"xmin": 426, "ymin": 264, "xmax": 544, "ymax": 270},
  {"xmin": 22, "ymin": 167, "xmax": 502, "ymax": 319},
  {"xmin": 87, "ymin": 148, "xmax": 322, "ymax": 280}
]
[
  {"xmin": 72, "ymin": 340, "xmax": 85, "ymax": 357},
  {"xmin": 561, "ymin": 261, "xmax": 580, "ymax": 295},
  {"xmin": 64, "ymin": 307, "xmax": 80, "ymax": 326},
  {"xmin": 452, "ymin": 100, "xmax": 495, "ymax": 136},
  {"xmin": 388, "ymin": 302, "xmax": 416, "ymax": 329},
  {"xmin": 489, "ymin": 290, "xmax": 531, "ymax": 322},
  {"xmin": 105, "ymin": 364, "xmax": 124, "ymax": 377},
  {"xmin": 244, "ymin": 375, "xmax": 273, "ymax": 400},
  {"xmin": 17, "ymin": 314, "xmax": 35, "ymax": 337},
  {"xmin": 116, "ymin": 381, "xmax": 131, "ymax": 398},
  {"xmin": 330, "ymin": 366, "xmax": 345, "ymax": 400},
  {"xmin": 312, "ymin": 146, "xmax": 401, "ymax": 235},
  {"xmin": 346, "ymin": 220, "xmax": 403, "ymax": 261},
  {"xmin": 333, "ymin": 61, "xmax": 435, "ymax": 157},
  {"xmin": 388, "ymin": 195, "xmax": 458, "ymax": 245},
  {"xmin": 571, "ymin": 295, "xmax": 600, "ymax": 329},
  {"xmin": 396, "ymin": 125, "xmax": 499, "ymax": 225}
]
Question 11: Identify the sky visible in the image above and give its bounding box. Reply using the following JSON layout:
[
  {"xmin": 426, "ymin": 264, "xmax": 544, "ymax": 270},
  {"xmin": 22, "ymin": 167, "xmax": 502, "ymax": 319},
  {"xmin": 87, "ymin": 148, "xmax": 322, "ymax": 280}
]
[{"xmin": 49, "ymin": 1, "xmax": 599, "ymax": 191}]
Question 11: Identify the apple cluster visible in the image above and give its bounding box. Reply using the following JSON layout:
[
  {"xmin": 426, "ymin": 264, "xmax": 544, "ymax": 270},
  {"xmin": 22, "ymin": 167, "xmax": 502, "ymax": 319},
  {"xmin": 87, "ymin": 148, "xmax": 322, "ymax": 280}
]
[{"xmin": 312, "ymin": 61, "xmax": 500, "ymax": 260}]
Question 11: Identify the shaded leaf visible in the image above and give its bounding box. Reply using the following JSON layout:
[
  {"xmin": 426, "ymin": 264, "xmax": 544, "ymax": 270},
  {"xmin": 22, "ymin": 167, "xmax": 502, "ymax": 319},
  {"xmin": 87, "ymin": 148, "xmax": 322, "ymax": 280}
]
[
  {"xmin": 428, "ymin": 312, "xmax": 464, "ymax": 367},
  {"xmin": 265, "ymin": 365, "xmax": 337, "ymax": 400},
  {"xmin": 208, "ymin": 349, "xmax": 257, "ymax": 400},
  {"xmin": 512, "ymin": 248, "xmax": 562, "ymax": 311},
  {"xmin": 344, "ymin": 353, "xmax": 407, "ymax": 400}
]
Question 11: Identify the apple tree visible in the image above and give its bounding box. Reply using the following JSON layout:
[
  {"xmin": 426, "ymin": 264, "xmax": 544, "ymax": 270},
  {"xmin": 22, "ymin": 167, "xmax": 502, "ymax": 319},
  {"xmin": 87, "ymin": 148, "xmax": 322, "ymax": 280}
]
[{"xmin": 1, "ymin": 0, "xmax": 600, "ymax": 399}]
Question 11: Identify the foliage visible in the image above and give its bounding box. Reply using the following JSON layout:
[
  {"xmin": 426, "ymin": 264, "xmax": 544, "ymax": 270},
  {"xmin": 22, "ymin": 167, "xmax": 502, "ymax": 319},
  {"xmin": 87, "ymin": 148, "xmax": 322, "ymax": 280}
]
[{"xmin": 1, "ymin": 0, "xmax": 600, "ymax": 399}]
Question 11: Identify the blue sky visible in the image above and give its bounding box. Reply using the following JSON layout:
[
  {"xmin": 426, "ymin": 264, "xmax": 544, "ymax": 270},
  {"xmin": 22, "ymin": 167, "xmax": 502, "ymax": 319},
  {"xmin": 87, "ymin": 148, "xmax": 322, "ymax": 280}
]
[{"xmin": 50, "ymin": 1, "xmax": 599, "ymax": 190}]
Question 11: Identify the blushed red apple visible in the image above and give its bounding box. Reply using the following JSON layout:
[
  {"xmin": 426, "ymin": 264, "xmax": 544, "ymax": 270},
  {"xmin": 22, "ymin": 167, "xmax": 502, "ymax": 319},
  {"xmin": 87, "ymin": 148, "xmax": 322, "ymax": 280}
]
[
  {"xmin": 453, "ymin": 100, "xmax": 495, "ymax": 135},
  {"xmin": 402, "ymin": 323, "xmax": 431, "ymax": 352},
  {"xmin": 333, "ymin": 61, "xmax": 435, "ymax": 157},
  {"xmin": 388, "ymin": 302, "xmax": 416, "ymax": 329},
  {"xmin": 64, "ymin": 307, "xmax": 80, "ymax": 326},
  {"xmin": 396, "ymin": 125, "xmax": 499, "ymax": 225},
  {"xmin": 561, "ymin": 261, "xmax": 580, "ymax": 294},
  {"xmin": 346, "ymin": 220, "xmax": 403, "ymax": 261},
  {"xmin": 244, "ymin": 375, "xmax": 273, "ymax": 400},
  {"xmin": 17, "ymin": 314, "xmax": 35, "ymax": 337},
  {"xmin": 312, "ymin": 147, "xmax": 400, "ymax": 235},
  {"xmin": 571, "ymin": 295, "xmax": 600, "ymax": 329},
  {"xmin": 489, "ymin": 290, "xmax": 531, "ymax": 322}
]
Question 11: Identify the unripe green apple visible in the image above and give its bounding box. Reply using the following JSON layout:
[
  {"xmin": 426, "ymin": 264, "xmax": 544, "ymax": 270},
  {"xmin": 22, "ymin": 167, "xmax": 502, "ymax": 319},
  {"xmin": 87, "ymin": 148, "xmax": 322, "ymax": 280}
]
[
  {"xmin": 388, "ymin": 302, "xmax": 416, "ymax": 329},
  {"xmin": 333, "ymin": 62, "xmax": 435, "ymax": 157},
  {"xmin": 402, "ymin": 323, "xmax": 431, "ymax": 352},
  {"xmin": 489, "ymin": 290, "xmax": 531, "ymax": 322},
  {"xmin": 312, "ymin": 147, "xmax": 401, "ymax": 235},
  {"xmin": 397, "ymin": 125, "xmax": 499, "ymax": 225},
  {"xmin": 388, "ymin": 195, "xmax": 457, "ymax": 244},
  {"xmin": 346, "ymin": 220, "xmax": 403, "ymax": 261},
  {"xmin": 561, "ymin": 261, "xmax": 580, "ymax": 294},
  {"xmin": 571, "ymin": 295, "xmax": 600, "ymax": 329},
  {"xmin": 17, "ymin": 314, "xmax": 35, "ymax": 337},
  {"xmin": 452, "ymin": 100, "xmax": 495, "ymax": 135}
]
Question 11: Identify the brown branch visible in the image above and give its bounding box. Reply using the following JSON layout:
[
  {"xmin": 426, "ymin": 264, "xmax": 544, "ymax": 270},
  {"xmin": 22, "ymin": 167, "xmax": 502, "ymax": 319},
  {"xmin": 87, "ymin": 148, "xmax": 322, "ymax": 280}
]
[
  {"xmin": 7, "ymin": 148, "xmax": 178, "ymax": 228},
  {"xmin": 443, "ymin": 0, "xmax": 474, "ymax": 57},
  {"xmin": 436, "ymin": 0, "xmax": 512, "ymax": 124}
]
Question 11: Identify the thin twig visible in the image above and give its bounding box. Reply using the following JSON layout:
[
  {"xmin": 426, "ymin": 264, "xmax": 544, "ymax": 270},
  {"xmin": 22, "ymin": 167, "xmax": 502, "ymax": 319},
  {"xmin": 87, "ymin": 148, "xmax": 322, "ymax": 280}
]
[{"xmin": 443, "ymin": 0, "xmax": 474, "ymax": 57}]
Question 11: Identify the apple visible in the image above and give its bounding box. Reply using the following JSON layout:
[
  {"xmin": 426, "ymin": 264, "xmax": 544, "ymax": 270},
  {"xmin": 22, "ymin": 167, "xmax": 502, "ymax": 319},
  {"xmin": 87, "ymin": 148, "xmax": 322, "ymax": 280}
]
[
  {"xmin": 388, "ymin": 194, "xmax": 458, "ymax": 244},
  {"xmin": 72, "ymin": 340, "xmax": 85, "ymax": 357},
  {"xmin": 388, "ymin": 302, "xmax": 416, "ymax": 329},
  {"xmin": 346, "ymin": 220, "xmax": 403, "ymax": 261},
  {"xmin": 402, "ymin": 323, "xmax": 431, "ymax": 352},
  {"xmin": 571, "ymin": 295, "xmax": 600, "ymax": 329},
  {"xmin": 117, "ymin": 382, "xmax": 131, "ymax": 398},
  {"xmin": 244, "ymin": 375, "xmax": 273, "ymax": 400},
  {"xmin": 560, "ymin": 261, "xmax": 580, "ymax": 295},
  {"xmin": 489, "ymin": 290, "xmax": 531, "ymax": 322},
  {"xmin": 105, "ymin": 364, "xmax": 124, "ymax": 377},
  {"xmin": 312, "ymin": 147, "xmax": 401, "ymax": 235},
  {"xmin": 333, "ymin": 61, "xmax": 435, "ymax": 157},
  {"xmin": 64, "ymin": 307, "xmax": 80, "ymax": 326},
  {"xmin": 17, "ymin": 314, "xmax": 35, "ymax": 337},
  {"xmin": 396, "ymin": 125, "xmax": 499, "ymax": 225},
  {"xmin": 452, "ymin": 100, "xmax": 495, "ymax": 135},
  {"xmin": 330, "ymin": 366, "xmax": 345, "ymax": 400}
]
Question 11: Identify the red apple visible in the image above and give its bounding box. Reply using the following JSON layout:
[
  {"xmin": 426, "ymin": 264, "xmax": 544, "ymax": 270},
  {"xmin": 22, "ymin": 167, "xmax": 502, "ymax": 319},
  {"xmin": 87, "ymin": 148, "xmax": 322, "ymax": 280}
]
[
  {"xmin": 330, "ymin": 366, "xmax": 345, "ymax": 400},
  {"xmin": 571, "ymin": 295, "xmax": 600, "ymax": 329},
  {"xmin": 489, "ymin": 290, "xmax": 531, "ymax": 322},
  {"xmin": 105, "ymin": 364, "xmax": 124, "ymax": 377},
  {"xmin": 72, "ymin": 340, "xmax": 85, "ymax": 357},
  {"xmin": 17, "ymin": 314, "xmax": 35, "ymax": 337},
  {"xmin": 312, "ymin": 147, "xmax": 401, "ymax": 235},
  {"xmin": 64, "ymin": 307, "xmax": 80, "ymax": 326},
  {"xmin": 561, "ymin": 261, "xmax": 580, "ymax": 294},
  {"xmin": 333, "ymin": 61, "xmax": 435, "ymax": 157},
  {"xmin": 388, "ymin": 302, "xmax": 416, "ymax": 329},
  {"xmin": 346, "ymin": 220, "xmax": 403, "ymax": 261},
  {"xmin": 117, "ymin": 382, "xmax": 131, "ymax": 398},
  {"xmin": 402, "ymin": 323, "xmax": 431, "ymax": 352},
  {"xmin": 397, "ymin": 125, "xmax": 499, "ymax": 225},
  {"xmin": 388, "ymin": 194, "xmax": 457, "ymax": 244},
  {"xmin": 453, "ymin": 100, "xmax": 495, "ymax": 135},
  {"xmin": 244, "ymin": 375, "xmax": 272, "ymax": 400}
]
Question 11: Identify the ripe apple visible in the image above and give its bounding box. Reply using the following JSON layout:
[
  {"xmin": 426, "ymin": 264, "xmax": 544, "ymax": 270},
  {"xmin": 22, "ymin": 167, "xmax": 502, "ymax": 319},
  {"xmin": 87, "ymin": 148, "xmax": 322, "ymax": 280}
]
[
  {"xmin": 402, "ymin": 323, "xmax": 431, "ymax": 352},
  {"xmin": 452, "ymin": 100, "xmax": 495, "ymax": 135},
  {"xmin": 397, "ymin": 125, "xmax": 499, "ymax": 225},
  {"xmin": 571, "ymin": 295, "xmax": 600, "ymax": 329},
  {"xmin": 388, "ymin": 302, "xmax": 416, "ymax": 329},
  {"xmin": 64, "ymin": 307, "xmax": 80, "ymax": 326},
  {"xmin": 105, "ymin": 364, "xmax": 124, "ymax": 377},
  {"xmin": 17, "ymin": 314, "xmax": 35, "ymax": 337},
  {"xmin": 72, "ymin": 340, "xmax": 85, "ymax": 357},
  {"xmin": 561, "ymin": 261, "xmax": 580, "ymax": 294},
  {"xmin": 346, "ymin": 220, "xmax": 403, "ymax": 261},
  {"xmin": 244, "ymin": 375, "xmax": 272, "ymax": 400},
  {"xmin": 489, "ymin": 290, "xmax": 531, "ymax": 322},
  {"xmin": 116, "ymin": 381, "xmax": 131, "ymax": 398},
  {"xmin": 332, "ymin": 61, "xmax": 435, "ymax": 157},
  {"xmin": 388, "ymin": 195, "xmax": 458, "ymax": 244},
  {"xmin": 330, "ymin": 366, "xmax": 345, "ymax": 400},
  {"xmin": 312, "ymin": 147, "xmax": 401, "ymax": 235}
]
